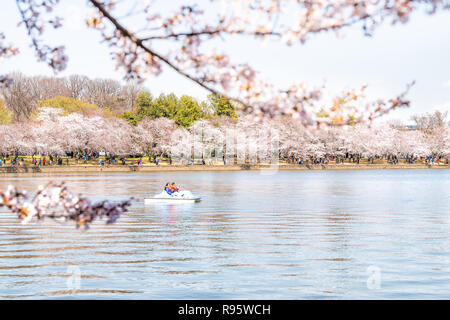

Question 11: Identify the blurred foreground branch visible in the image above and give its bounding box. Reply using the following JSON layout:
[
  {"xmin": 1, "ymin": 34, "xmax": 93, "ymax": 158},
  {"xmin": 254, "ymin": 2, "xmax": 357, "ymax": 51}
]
[{"xmin": 0, "ymin": 182, "xmax": 133, "ymax": 229}]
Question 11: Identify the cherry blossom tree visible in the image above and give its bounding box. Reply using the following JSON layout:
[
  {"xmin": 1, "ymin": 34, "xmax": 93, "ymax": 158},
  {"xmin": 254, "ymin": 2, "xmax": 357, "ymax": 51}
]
[
  {"xmin": 394, "ymin": 129, "xmax": 427, "ymax": 157},
  {"xmin": 2, "ymin": 0, "xmax": 448, "ymax": 125},
  {"xmin": 165, "ymin": 125, "xmax": 192, "ymax": 163},
  {"xmin": 32, "ymin": 107, "xmax": 67, "ymax": 155},
  {"xmin": 134, "ymin": 117, "xmax": 177, "ymax": 156},
  {"xmin": 191, "ymin": 119, "xmax": 224, "ymax": 163},
  {"xmin": 424, "ymin": 124, "xmax": 450, "ymax": 156},
  {"xmin": 91, "ymin": 117, "xmax": 133, "ymax": 156}
]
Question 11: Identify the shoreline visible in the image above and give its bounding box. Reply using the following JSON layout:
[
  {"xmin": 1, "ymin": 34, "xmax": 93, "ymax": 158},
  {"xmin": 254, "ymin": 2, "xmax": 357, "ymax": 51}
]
[{"xmin": 0, "ymin": 163, "xmax": 448, "ymax": 175}]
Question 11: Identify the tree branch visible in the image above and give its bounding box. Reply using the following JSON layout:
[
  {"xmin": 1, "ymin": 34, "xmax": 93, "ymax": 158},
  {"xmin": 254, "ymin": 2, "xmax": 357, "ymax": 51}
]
[{"xmin": 89, "ymin": 0, "xmax": 251, "ymax": 110}]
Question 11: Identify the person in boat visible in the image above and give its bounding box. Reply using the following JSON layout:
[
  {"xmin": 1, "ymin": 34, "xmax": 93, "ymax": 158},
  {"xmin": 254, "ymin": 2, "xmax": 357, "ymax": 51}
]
[
  {"xmin": 164, "ymin": 183, "xmax": 173, "ymax": 195},
  {"xmin": 171, "ymin": 182, "xmax": 180, "ymax": 193}
]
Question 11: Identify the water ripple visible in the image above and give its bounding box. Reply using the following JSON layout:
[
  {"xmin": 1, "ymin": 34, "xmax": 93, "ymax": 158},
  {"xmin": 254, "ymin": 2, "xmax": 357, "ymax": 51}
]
[{"xmin": 0, "ymin": 170, "xmax": 450, "ymax": 298}]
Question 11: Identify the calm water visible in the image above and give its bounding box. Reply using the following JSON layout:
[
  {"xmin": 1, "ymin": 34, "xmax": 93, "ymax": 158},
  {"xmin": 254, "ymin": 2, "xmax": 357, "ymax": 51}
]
[{"xmin": 0, "ymin": 170, "xmax": 450, "ymax": 299}]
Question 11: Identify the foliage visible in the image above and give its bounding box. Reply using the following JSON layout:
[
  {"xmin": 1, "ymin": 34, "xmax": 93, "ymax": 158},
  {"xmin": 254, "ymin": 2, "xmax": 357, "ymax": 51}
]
[
  {"xmin": 133, "ymin": 91, "xmax": 154, "ymax": 120},
  {"xmin": 2, "ymin": 1, "xmax": 445, "ymax": 125},
  {"xmin": 173, "ymin": 95, "xmax": 203, "ymax": 128},
  {"xmin": 38, "ymin": 96, "xmax": 105, "ymax": 117},
  {"xmin": 207, "ymin": 94, "xmax": 238, "ymax": 120},
  {"xmin": 119, "ymin": 112, "xmax": 138, "ymax": 126},
  {"xmin": 0, "ymin": 73, "xmax": 243, "ymax": 126},
  {"xmin": 151, "ymin": 93, "xmax": 179, "ymax": 119},
  {"xmin": 0, "ymin": 73, "xmax": 141, "ymax": 121},
  {"xmin": 0, "ymin": 98, "xmax": 11, "ymax": 125},
  {"xmin": 131, "ymin": 92, "xmax": 204, "ymax": 127}
]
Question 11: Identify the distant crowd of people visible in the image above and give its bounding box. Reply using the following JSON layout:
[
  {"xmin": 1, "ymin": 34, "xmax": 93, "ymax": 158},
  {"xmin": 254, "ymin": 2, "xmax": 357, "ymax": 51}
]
[
  {"xmin": 0, "ymin": 155, "xmax": 68, "ymax": 167},
  {"xmin": 286, "ymin": 153, "xmax": 450, "ymax": 165},
  {"xmin": 0, "ymin": 153, "xmax": 164, "ymax": 167},
  {"xmin": 0, "ymin": 153, "xmax": 449, "ymax": 167}
]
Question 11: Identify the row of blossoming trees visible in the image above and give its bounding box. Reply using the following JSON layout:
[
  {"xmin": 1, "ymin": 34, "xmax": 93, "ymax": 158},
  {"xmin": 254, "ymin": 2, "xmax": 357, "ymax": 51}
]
[{"xmin": 0, "ymin": 105, "xmax": 449, "ymax": 163}]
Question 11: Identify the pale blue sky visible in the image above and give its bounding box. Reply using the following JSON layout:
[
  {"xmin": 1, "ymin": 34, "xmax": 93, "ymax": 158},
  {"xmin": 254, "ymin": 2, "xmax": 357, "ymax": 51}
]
[{"xmin": 1, "ymin": 0, "xmax": 449, "ymax": 124}]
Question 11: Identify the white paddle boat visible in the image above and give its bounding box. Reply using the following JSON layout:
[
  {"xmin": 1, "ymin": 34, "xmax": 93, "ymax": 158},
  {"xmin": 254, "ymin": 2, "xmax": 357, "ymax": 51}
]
[{"xmin": 144, "ymin": 190, "xmax": 201, "ymax": 204}]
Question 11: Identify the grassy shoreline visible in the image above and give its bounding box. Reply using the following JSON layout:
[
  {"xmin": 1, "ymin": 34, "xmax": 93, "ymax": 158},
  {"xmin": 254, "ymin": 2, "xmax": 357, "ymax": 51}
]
[{"xmin": 0, "ymin": 163, "xmax": 448, "ymax": 175}]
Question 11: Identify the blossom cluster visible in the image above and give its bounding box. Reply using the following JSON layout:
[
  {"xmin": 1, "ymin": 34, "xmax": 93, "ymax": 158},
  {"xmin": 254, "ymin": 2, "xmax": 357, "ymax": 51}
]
[
  {"xmin": 15, "ymin": 0, "xmax": 68, "ymax": 72},
  {"xmin": 1, "ymin": 0, "xmax": 448, "ymax": 124},
  {"xmin": 174, "ymin": 117, "xmax": 450, "ymax": 161},
  {"xmin": 83, "ymin": 0, "xmax": 430, "ymax": 124},
  {"xmin": 2, "ymin": 107, "xmax": 448, "ymax": 161},
  {"xmin": 0, "ymin": 182, "xmax": 133, "ymax": 229}
]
